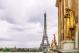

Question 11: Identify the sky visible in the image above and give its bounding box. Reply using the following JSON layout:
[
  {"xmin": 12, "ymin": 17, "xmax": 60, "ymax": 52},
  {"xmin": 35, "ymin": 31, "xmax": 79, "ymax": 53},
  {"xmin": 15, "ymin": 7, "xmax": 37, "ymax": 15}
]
[{"xmin": 0, "ymin": 0, "xmax": 58, "ymax": 48}]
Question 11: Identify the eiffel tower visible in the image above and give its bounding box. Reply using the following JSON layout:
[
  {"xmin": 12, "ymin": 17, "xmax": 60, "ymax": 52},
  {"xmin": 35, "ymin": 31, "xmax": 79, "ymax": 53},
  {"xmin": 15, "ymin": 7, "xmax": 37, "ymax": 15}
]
[{"xmin": 40, "ymin": 12, "xmax": 50, "ymax": 51}]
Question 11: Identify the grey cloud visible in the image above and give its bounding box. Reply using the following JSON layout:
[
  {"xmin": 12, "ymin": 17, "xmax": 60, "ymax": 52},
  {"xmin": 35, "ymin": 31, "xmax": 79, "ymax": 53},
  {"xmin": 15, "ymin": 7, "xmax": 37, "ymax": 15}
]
[
  {"xmin": 11, "ymin": 33, "xmax": 42, "ymax": 42},
  {"xmin": 28, "ymin": 15, "xmax": 43, "ymax": 25},
  {"xmin": 0, "ymin": 38, "xmax": 13, "ymax": 41},
  {"xmin": 0, "ymin": 9, "xmax": 16, "ymax": 24},
  {"xmin": 1, "ymin": 17, "xmax": 16, "ymax": 24},
  {"xmin": 11, "ymin": 27, "xmax": 25, "ymax": 31}
]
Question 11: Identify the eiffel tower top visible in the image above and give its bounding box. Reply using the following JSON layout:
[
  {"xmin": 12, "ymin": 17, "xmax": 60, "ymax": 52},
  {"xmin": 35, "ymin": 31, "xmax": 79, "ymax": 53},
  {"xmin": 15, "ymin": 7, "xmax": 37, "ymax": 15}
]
[
  {"xmin": 44, "ymin": 12, "xmax": 46, "ymax": 19},
  {"xmin": 43, "ymin": 12, "xmax": 47, "ymax": 36}
]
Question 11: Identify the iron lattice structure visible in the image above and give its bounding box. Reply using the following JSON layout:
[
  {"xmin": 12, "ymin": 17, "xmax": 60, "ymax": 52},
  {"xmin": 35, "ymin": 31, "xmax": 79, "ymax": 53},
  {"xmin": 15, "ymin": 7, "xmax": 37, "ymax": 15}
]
[{"xmin": 40, "ymin": 13, "xmax": 50, "ymax": 51}]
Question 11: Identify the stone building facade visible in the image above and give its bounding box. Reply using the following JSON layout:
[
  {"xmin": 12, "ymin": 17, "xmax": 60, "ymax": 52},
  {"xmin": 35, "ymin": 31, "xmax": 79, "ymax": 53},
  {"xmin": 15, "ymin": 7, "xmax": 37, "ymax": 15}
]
[{"xmin": 56, "ymin": 0, "xmax": 79, "ymax": 49}]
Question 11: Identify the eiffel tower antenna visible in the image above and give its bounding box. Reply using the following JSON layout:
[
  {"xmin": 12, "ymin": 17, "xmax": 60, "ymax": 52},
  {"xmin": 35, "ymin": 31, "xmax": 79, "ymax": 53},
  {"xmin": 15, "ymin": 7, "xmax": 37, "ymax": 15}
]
[{"xmin": 40, "ymin": 12, "xmax": 50, "ymax": 51}]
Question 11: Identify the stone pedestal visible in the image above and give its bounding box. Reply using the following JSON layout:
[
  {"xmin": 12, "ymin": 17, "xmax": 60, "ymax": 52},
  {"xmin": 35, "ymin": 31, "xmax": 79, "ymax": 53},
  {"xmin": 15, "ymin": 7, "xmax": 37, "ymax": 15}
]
[
  {"xmin": 61, "ymin": 40, "xmax": 75, "ymax": 50},
  {"xmin": 58, "ymin": 40, "xmax": 79, "ymax": 53}
]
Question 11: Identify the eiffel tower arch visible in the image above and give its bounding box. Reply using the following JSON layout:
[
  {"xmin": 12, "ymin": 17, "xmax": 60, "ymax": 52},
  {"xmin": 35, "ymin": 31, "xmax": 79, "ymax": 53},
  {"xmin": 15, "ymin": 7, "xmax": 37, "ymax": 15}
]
[{"xmin": 40, "ymin": 12, "xmax": 50, "ymax": 51}]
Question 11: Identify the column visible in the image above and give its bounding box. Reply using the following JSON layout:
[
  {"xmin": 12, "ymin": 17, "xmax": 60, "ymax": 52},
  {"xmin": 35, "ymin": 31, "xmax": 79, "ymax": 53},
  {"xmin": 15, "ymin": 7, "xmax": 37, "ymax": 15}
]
[
  {"xmin": 68, "ymin": 0, "xmax": 72, "ymax": 9},
  {"xmin": 75, "ymin": 24, "xmax": 78, "ymax": 49},
  {"xmin": 78, "ymin": 0, "xmax": 79, "ymax": 48}
]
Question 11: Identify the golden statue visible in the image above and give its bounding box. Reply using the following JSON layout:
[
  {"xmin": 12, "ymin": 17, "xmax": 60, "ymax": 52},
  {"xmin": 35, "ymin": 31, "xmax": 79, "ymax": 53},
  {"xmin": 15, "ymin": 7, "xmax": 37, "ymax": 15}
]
[
  {"xmin": 50, "ymin": 34, "xmax": 57, "ymax": 53},
  {"xmin": 64, "ymin": 8, "xmax": 76, "ymax": 40},
  {"xmin": 51, "ymin": 34, "xmax": 57, "ymax": 49}
]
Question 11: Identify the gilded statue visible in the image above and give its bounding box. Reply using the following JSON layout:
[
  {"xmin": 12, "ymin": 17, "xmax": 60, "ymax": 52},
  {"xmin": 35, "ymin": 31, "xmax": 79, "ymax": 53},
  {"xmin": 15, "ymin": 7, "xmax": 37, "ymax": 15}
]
[{"xmin": 64, "ymin": 8, "xmax": 75, "ymax": 40}]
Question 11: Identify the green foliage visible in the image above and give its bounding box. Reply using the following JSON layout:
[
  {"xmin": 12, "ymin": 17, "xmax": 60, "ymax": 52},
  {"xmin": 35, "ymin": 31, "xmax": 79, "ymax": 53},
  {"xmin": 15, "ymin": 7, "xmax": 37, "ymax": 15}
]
[
  {"xmin": 1, "ymin": 48, "xmax": 12, "ymax": 52},
  {"xmin": 0, "ymin": 48, "xmax": 42, "ymax": 52}
]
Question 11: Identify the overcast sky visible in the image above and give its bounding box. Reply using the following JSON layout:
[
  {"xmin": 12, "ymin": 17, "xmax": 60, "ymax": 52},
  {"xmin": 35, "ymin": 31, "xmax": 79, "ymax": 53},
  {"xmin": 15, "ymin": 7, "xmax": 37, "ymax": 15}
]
[{"xmin": 0, "ymin": 0, "xmax": 58, "ymax": 48}]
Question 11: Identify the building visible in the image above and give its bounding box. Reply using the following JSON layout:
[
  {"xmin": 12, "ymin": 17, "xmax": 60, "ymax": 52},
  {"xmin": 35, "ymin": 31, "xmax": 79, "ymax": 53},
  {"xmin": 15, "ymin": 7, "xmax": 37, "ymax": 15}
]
[
  {"xmin": 56, "ymin": 0, "xmax": 78, "ymax": 48},
  {"xmin": 56, "ymin": 0, "xmax": 79, "ymax": 52}
]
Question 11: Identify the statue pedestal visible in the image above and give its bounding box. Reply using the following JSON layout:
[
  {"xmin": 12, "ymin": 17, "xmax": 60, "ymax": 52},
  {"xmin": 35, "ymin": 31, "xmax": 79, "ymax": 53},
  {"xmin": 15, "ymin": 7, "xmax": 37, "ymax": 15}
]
[
  {"xmin": 58, "ymin": 40, "xmax": 79, "ymax": 53},
  {"xmin": 61, "ymin": 40, "xmax": 75, "ymax": 50}
]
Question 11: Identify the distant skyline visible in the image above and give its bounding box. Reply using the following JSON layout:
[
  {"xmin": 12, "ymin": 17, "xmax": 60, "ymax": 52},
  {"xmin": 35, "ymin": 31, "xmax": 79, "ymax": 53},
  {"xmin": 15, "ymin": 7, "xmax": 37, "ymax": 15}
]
[{"xmin": 0, "ymin": 0, "xmax": 58, "ymax": 48}]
